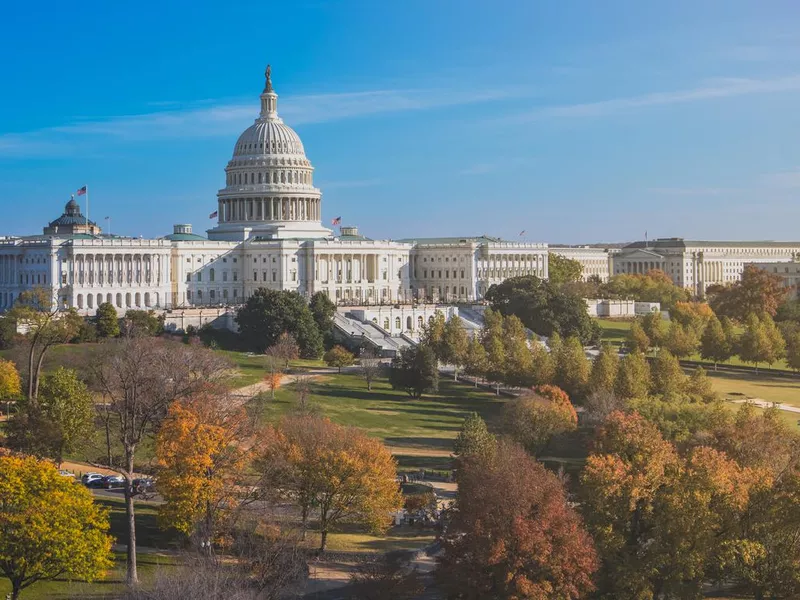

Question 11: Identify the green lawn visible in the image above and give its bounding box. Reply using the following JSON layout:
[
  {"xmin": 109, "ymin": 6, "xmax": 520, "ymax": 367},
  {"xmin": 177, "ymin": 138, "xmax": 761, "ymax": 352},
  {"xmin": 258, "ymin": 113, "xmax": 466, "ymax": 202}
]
[
  {"xmin": 220, "ymin": 350, "xmax": 326, "ymax": 387},
  {"xmin": 708, "ymin": 371, "xmax": 800, "ymax": 408},
  {"xmin": 595, "ymin": 318, "xmax": 633, "ymax": 347}
]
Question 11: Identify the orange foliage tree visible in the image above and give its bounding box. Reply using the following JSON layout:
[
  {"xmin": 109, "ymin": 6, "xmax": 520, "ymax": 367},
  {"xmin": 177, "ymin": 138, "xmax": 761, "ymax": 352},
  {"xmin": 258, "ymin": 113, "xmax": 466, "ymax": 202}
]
[
  {"xmin": 156, "ymin": 390, "xmax": 251, "ymax": 549},
  {"xmin": 503, "ymin": 388, "xmax": 577, "ymax": 456},
  {"xmin": 438, "ymin": 440, "xmax": 598, "ymax": 599}
]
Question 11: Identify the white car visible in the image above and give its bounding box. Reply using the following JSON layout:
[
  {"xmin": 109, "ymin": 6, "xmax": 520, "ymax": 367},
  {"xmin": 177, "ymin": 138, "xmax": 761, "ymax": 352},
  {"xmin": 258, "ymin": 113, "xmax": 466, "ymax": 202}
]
[
  {"xmin": 81, "ymin": 473, "xmax": 104, "ymax": 486},
  {"xmin": 58, "ymin": 469, "xmax": 75, "ymax": 479}
]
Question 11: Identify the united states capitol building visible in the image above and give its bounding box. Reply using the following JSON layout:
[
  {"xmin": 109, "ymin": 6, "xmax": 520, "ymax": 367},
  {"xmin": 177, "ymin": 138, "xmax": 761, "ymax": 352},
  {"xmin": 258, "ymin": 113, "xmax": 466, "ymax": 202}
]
[{"xmin": 0, "ymin": 68, "xmax": 549, "ymax": 317}]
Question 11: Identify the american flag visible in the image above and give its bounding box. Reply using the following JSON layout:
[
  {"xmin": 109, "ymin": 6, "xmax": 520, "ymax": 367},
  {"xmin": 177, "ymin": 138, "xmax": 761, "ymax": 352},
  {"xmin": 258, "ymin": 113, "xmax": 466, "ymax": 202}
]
[
  {"xmin": 209, "ymin": 210, "xmax": 218, "ymax": 219},
  {"xmin": 76, "ymin": 186, "xmax": 87, "ymax": 196},
  {"xmin": 331, "ymin": 216, "xmax": 342, "ymax": 225},
  {"xmin": 519, "ymin": 230, "xmax": 526, "ymax": 236}
]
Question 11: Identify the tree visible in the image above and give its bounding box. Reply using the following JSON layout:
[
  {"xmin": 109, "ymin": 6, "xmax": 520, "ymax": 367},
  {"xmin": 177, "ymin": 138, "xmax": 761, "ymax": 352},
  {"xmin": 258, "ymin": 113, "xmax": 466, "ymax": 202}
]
[
  {"xmin": 349, "ymin": 555, "xmax": 425, "ymax": 600},
  {"xmin": 485, "ymin": 275, "xmax": 599, "ymax": 344},
  {"xmin": 700, "ymin": 314, "xmax": 733, "ymax": 369},
  {"xmin": 501, "ymin": 314, "xmax": 533, "ymax": 388},
  {"xmin": 650, "ymin": 348, "xmax": 686, "ymax": 398},
  {"xmin": 263, "ymin": 354, "xmax": 284, "ymax": 400},
  {"xmin": 707, "ymin": 264, "xmax": 787, "ymax": 321},
  {"xmin": 663, "ymin": 321, "xmax": 699, "ymax": 359},
  {"xmin": 453, "ymin": 412, "xmax": 496, "ymax": 461},
  {"xmin": 267, "ymin": 332, "xmax": 300, "ymax": 369},
  {"xmin": 438, "ymin": 440, "xmax": 598, "ymax": 599},
  {"xmin": 0, "ymin": 315, "xmax": 17, "ymax": 350},
  {"xmin": 671, "ymin": 301, "xmax": 713, "ymax": 334},
  {"xmin": 553, "ymin": 335, "xmax": 590, "ymax": 400},
  {"xmin": 641, "ymin": 311, "xmax": 667, "ymax": 350},
  {"xmin": 389, "ymin": 345, "xmax": 438, "ymax": 399},
  {"xmin": 95, "ymin": 302, "xmax": 120, "ymax": 338},
  {"xmin": 122, "ymin": 309, "xmax": 164, "ymax": 337},
  {"xmin": 529, "ymin": 341, "xmax": 555, "ymax": 387},
  {"xmin": 548, "ymin": 253, "xmax": 584, "ymax": 284},
  {"xmin": 463, "ymin": 336, "xmax": 488, "ymax": 387},
  {"xmin": 92, "ymin": 337, "xmax": 230, "ymax": 585},
  {"xmin": 762, "ymin": 312, "xmax": 786, "ymax": 367},
  {"xmin": 0, "ymin": 358, "xmax": 21, "ymax": 400},
  {"xmin": 685, "ymin": 366, "xmax": 719, "ymax": 403},
  {"xmin": 481, "ymin": 309, "xmax": 506, "ymax": 393},
  {"xmin": 0, "ymin": 455, "xmax": 112, "ymax": 600},
  {"xmin": 323, "ymin": 345, "xmax": 355, "ymax": 373},
  {"xmin": 420, "ymin": 311, "xmax": 446, "ymax": 360},
  {"xmin": 358, "ymin": 347, "xmax": 382, "ymax": 391},
  {"xmin": 8, "ymin": 367, "xmax": 95, "ymax": 466},
  {"xmin": 9, "ymin": 288, "xmax": 82, "ymax": 402},
  {"xmin": 600, "ymin": 270, "xmax": 690, "ymax": 311},
  {"xmin": 615, "ymin": 350, "xmax": 651, "ymax": 400},
  {"xmin": 156, "ymin": 392, "xmax": 250, "ymax": 549},
  {"xmin": 502, "ymin": 391, "xmax": 577, "ymax": 456},
  {"xmin": 626, "ymin": 320, "xmax": 650, "ymax": 353},
  {"xmin": 441, "ymin": 315, "xmax": 469, "ymax": 380},
  {"xmin": 309, "ymin": 291, "xmax": 336, "ymax": 337},
  {"xmin": 589, "ymin": 343, "xmax": 619, "ymax": 394},
  {"xmin": 259, "ymin": 416, "xmax": 402, "ymax": 552},
  {"xmin": 785, "ymin": 328, "xmax": 800, "ymax": 371},
  {"xmin": 236, "ymin": 289, "xmax": 323, "ymax": 358},
  {"xmin": 738, "ymin": 313, "xmax": 773, "ymax": 370}
]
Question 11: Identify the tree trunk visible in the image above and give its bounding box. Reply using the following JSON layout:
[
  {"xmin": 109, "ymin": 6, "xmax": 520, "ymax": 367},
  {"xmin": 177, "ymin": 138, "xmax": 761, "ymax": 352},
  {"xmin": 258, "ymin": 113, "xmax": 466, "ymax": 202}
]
[
  {"xmin": 33, "ymin": 348, "xmax": 48, "ymax": 401},
  {"xmin": 124, "ymin": 450, "xmax": 138, "ymax": 586},
  {"xmin": 453, "ymin": 366, "xmax": 458, "ymax": 381},
  {"xmin": 301, "ymin": 503, "xmax": 308, "ymax": 540},
  {"xmin": 27, "ymin": 341, "xmax": 37, "ymax": 402},
  {"xmin": 319, "ymin": 528, "xmax": 328, "ymax": 553},
  {"xmin": 12, "ymin": 579, "xmax": 22, "ymax": 600},
  {"xmin": 105, "ymin": 415, "xmax": 112, "ymax": 466}
]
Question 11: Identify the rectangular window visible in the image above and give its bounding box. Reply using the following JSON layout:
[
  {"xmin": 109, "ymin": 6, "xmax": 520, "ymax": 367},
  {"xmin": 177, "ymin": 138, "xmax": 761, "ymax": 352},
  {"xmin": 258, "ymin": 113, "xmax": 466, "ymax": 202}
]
[
  {"xmin": 223, "ymin": 272, "xmax": 228, "ymax": 282},
  {"xmin": 262, "ymin": 272, "xmax": 267, "ymax": 281},
  {"xmin": 233, "ymin": 272, "xmax": 238, "ymax": 281},
  {"xmin": 272, "ymin": 271, "xmax": 276, "ymax": 281},
  {"xmin": 196, "ymin": 273, "xmax": 202, "ymax": 282},
  {"xmin": 253, "ymin": 271, "xmax": 257, "ymax": 281}
]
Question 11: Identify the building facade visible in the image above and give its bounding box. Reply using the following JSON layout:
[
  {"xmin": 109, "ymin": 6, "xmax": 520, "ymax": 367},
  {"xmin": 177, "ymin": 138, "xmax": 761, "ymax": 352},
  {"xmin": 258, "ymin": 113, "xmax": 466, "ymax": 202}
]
[
  {"xmin": 751, "ymin": 260, "xmax": 800, "ymax": 299},
  {"xmin": 0, "ymin": 67, "xmax": 549, "ymax": 316},
  {"xmin": 549, "ymin": 246, "xmax": 614, "ymax": 282},
  {"xmin": 613, "ymin": 238, "xmax": 800, "ymax": 296}
]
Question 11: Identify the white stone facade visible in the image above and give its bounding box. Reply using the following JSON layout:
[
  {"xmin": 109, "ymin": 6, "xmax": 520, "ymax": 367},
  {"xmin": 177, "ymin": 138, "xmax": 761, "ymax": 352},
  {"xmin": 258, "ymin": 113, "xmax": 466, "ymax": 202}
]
[
  {"xmin": 549, "ymin": 246, "xmax": 614, "ymax": 282},
  {"xmin": 613, "ymin": 238, "xmax": 800, "ymax": 296},
  {"xmin": 751, "ymin": 260, "xmax": 800, "ymax": 299}
]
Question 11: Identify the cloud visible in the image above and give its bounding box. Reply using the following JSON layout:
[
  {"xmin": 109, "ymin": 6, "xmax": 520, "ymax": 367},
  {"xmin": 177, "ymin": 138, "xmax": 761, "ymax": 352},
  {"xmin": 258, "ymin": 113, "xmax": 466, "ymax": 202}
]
[
  {"xmin": 508, "ymin": 74, "xmax": 800, "ymax": 121},
  {"xmin": 0, "ymin": 87, "xmax": 524, "ymax": 158}
]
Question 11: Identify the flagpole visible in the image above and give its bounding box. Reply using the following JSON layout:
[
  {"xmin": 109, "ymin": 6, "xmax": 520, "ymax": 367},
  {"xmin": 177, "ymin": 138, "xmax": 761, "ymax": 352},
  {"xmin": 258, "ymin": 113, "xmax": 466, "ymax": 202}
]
[{"xmin": 86, "ymin": 185, "xmax": 90, "ymax": 231}]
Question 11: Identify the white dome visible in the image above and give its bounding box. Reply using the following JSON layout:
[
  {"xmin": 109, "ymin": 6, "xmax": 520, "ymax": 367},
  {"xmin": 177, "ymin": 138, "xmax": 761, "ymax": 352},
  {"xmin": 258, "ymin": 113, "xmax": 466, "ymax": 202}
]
[{"xmin": 233, "ymin": 119, "xmax": 306, "ymax": 158}]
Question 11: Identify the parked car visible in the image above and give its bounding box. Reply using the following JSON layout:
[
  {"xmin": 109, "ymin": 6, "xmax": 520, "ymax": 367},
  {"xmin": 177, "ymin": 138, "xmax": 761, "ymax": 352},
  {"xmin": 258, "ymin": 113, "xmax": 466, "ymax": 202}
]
[
  {"xmin": 58, "ymin": 469, "xmax": 75, "ymax": 479},
  {"xmin": 81, "ymin": 473, "xmax": 104, "ymax": 486},
  {"xmin": 102, "ymin": 475, "xmax": 126, "ymax": 490}
]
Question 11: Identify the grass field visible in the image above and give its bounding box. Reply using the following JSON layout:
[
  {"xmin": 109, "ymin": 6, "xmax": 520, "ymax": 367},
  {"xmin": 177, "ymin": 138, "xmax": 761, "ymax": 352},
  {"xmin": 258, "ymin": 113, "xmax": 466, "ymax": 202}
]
[{"xmin": 708, "ymin": 371, "xmax": 800, "ymax": 408}]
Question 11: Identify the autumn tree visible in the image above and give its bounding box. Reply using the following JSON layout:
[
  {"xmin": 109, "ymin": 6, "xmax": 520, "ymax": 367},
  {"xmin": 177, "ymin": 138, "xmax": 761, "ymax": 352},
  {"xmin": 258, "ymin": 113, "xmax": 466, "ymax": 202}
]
[
  {"xmin": 156, "ymin": 392, "xmax": 251, "ymax": 550},
  {"xmin": 358, "ymin": 347, "xmax": 383, "ymax": 391},
  {"xmin": 481, "ymin": 308, "xmax": 506, "ymax": 393},
  {"xmin": 600, "ymin": 270, "xmax": 691, "ymax": 310},
  {"xmin": 650, "ymin": 348, "xmax": 686, "ymax": 398},
  {"xmin": 738, "ymin": 313, "xmax": 774, "ymax": 370},
  {"xmin": 92, "ymin": 337, "xmax": 230, "ymax": 585},
  {"xmin": 529, "ymin": 340, "xmax": 555, "ymax": 387},
  {"xmin": 553, "ymin": 335, "xmax": 590, "ymax": 400},
  {"xmin": 0, "ymin": 455, "xmax": 113, "ymax": 600},
  {"xmin": 441, "ymin": 315, "xmax": 469, "ymax": 380},
  {"xmin": 389, "ymin": 345, "xmax": 438, "ymax": 399},
  {"xmin": 9, "ymin": 288, "xmax": 82, "ymax": 402},
  {"xmin": 502, "ymin": 390, "xmax": 577, "ymax": 456},
  {"xmin": 263, "ymin": 354, "xmax": 284, "ymax": 400},
  {"xmin": 0, "ymin": 358, "xmax": 21, "ymax": 400},
  {"xmin": 614, "ymin": 350, "xmax": 651, "ymax": 400},
  {"xmin": 453, "ymin": 412, "xmax": 496, "ymax": 461},
  {"xmin": 700, "ymin": 314, "xmax": 734, "ymax": 369},
  {"xmin": 438, "ymin": 440, "xmax": 597, "ymax": 599},
  {"xmin": 323, "ymin": 345, "xmax": 355, "ymax": 372},
  {"xmin": 641, "ymin": 311, "xmax": 668, "ymax": 351},
  {"xmin": 626, "ymin": 320, "xmax": 650, "ymax": 353},
  {"xmin": 589, "ymin": 343, "xmax": 619, "ymax": 394},
  {"xmin": 664, "ymin": 321, "xmax": 700, "ymax": 359},
  {"xmin": 258, "ymin": 416, "xmax": 402, "ymax": 552},
  {"xmin": 784, "ymin": 327, "xmax": 800, "ymax": 371},
  {"xmin": 95, "ymin": 302, "xmax": 120, "ymax": 338},
  {"xmin": 267, "ymin": 331, "xmax": 300, "ymax": 369},
  {"xmin": 548, "ymin": 253, "xmax": 584, "ymax": 284},
  {"xmin": 671, "ymin": 301, "xmax": 713, "ymax": 334},
  {"xmin": 463, "ymin": 335, "xmax": 488, "ymax": 387},
  {"xmin": 707, "ymin": 264, "xmax": 787, "ymax": 321},
  {"xmin": 420, "ymin": 311, "xmax": 446, "ymax": 360},
  {"xmin": 501, "ymin": 314, "xmax": 533, "ymax": 388}
]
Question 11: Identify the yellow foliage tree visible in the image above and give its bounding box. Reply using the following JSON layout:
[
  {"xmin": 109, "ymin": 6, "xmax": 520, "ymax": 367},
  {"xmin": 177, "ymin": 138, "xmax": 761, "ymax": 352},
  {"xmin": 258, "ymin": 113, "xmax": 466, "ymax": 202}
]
[
  {"xmin": 0, "ymin": 455, "xmax": 112, "ymax": 600},
  {"xmin": 155, "ymin": 393, "xmax": 250, "ymax": 548},
  {"xmin": 259, "ymin": 416, "xmax": 402, "ymax": 552},
  {"xmin": 0, "ymin": 358, "xmax": 21, "ymax": 399}
]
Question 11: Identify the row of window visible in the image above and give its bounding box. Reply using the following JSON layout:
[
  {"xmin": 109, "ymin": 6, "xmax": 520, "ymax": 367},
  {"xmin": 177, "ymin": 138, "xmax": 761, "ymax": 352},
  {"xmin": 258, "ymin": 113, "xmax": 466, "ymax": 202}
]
[{"xmin": 227, "ymin": 170, "xmax": 310, "ymax": 186}]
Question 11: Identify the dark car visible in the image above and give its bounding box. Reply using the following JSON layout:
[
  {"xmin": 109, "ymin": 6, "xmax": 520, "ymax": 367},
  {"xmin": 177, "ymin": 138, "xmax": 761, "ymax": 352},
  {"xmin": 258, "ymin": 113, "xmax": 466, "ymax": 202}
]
[{"xmin": 102, "ymin": 475, "xmax": 126, "ymax": 489}]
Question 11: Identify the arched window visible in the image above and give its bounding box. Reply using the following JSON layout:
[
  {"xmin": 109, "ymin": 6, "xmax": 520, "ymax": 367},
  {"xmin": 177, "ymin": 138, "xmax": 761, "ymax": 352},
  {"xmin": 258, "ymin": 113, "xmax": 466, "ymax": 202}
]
[
  {"xmin": 96, "ymin": 294, "xmax": 102, "ymax": 307},
  {"xmin": 87, "ymin": 295, "xmax": 94, "ymax": 309},
  {"xmin": 406, "ymin": 316, "xmax": 412, "ymax": 330},
  {"xmin": 77, "ymin": 294, "xmax": 84, "ymax": 309},
  {"xmin": 395, "ymin": 317, "xmax": 401, "ymax": 330},
  {"xmin": 418, "ymin": 316, "xmax": 424, "ymax": 329},
  {"xmin": 106, "ymin": 293, "xmax": 112, "ymax": 304},
  {"xmin": 135, "ymin": 293, "xmax": 141, "ymax": 307},
  {"xmin": 383, "ymin": 318, "xmax": 390, "ymax": 330},
  {"xmin": 125, "ymin": 293, "xmax": 131, "ymax": 308},
  {"xmin": 209, "ymin": 268, "xmax": 215, "ymax": 282}
]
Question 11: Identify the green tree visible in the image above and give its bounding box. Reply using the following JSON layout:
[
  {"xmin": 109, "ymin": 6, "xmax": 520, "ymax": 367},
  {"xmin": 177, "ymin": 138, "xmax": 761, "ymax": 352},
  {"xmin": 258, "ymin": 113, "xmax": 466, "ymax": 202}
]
[
  {"xmin": 441, "ymin": 315, "xmax": 469, "ymax": 380},
  {"xmin": 684, "ymin": 367, "xmax": 719, "ymax": 403},
  {"xmin": 309, "ymin": 291, "xmax": 336, "ymax": 347},
  {"xmin": 784, "ymin": 328, "xmax": 800, "ymax": 371},
  {"xmin": 389, "ymin": 345, "xmax": 438, "ymax": 399},
  {"xmin": 463, "ymin": 336, "xmax": 488, "ymax": 387},
  {"xmin": 554, "ymin": 336, "xmax": 590, "ymax": 400},
  {"xmin": 762, "ymin": 313, "xmax": 786, "ymax": 367},
  {"xmin": 95, "ymin": 302, "xmax": 120, "ymax": 338},
  {"xmin": 453, "ymin": 412, "xmax": 496, "ymax": 460},
  {"xmin": 0, "ymin": 455, "xmax": 113, "ymax": 600},
  {"xmin": 0, "ymin": 315, "xmax": 17, "ymax": 350},
  {"xmin": 548, "ymin": 253, "xmax": 584, "ymax": 284},
  {"xmin": 738, "ymin": 313, "xmax": 772, "ymax": 370},
  {"xmin": 650, "ymin": 348, "xmax": 686, "ymax": 398},
  {"xmin": 664, "ymin": 321, "xmax": 699, "ymax": 359},
  {"xmin": 39, "ymin": 367, "xmax": 95, "ymax": 465},
  {"xmin": 700, "ymin": 314, "xmax": 733, "ymax": 369},
  {"xmin": 626, "ymin": 320, "xmax": 650, "ymax": 353},
  {"xmin": 589, "ymin": 343, "xmax": 619, "ymax": 394},
  {"xmin": 501, "ymin": 315, "xmax": 533, "ymax": 387},
  {"xmin": 529, "ymin": 341, "xmax": 555, "ymax": 387},
  {"xmin": 615, "ymin": 350, "xmax": 651, "ymax": 400},
  {"xmin": 323, "ymin": 345, "xmax": 355, "ymax": 373},
  {"xmin": 481, "ymin": 309, "xmax": 506, "ymax": 393},
  {"xmin": 122, "ymin": 309, "xmax": 164, "ymax": 337},
  {"xmin": 641, "ymin": 311, "xmax": 668, "ymax": 350},
  {"xmin": 236, "ymin": 289, "xmax": 323, "ymax": 358},
  {"xmin": 420, "ymin": 311, "xmax": 447, "ymax": 361}
]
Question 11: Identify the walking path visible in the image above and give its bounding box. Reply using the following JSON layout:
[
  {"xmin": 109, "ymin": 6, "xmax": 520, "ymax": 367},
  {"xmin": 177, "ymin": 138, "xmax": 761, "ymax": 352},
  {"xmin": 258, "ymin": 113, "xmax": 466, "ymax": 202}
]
[{"xmin": 730, "ymin": 398, "xmax": 800, "ymax": 414}]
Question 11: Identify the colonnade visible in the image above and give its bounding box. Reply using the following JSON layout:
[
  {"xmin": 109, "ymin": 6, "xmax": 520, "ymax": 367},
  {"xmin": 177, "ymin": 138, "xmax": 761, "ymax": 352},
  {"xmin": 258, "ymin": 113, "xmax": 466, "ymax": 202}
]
[
  {"xmin": 618, "ymin": 260, "xmax": 664, "ymax": 275},
  {"xmin": 67, "ymin": 253, "xmax": 169, "ymax": 287},
  {"xmin": 0, "ymin": 254, "xmax": 20, "ymax": 284},
  {"xmin": 314, "ymin": 253, "xmax": 377, "ymax": 284},
  {"xmin": 480, "ymin": 252, "xmax": 546, "ymax": 279},
  {"xmin": 219, "ymin": 197, "xmax": 320, "ymax": 223}
]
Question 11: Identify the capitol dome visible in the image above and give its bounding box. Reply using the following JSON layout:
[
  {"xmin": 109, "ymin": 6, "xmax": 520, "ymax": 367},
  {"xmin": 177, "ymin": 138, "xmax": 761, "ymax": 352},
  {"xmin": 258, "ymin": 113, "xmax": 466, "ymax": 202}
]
[{"xmin": 208, "ymin": 66, "xmax": 330, "ymax": 242}]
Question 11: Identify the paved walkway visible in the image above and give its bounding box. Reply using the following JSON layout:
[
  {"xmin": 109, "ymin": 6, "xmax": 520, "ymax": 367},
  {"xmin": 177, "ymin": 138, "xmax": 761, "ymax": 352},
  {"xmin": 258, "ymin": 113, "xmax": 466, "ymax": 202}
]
[{"xmin": 730, "ymin": 398, "xmax": 800, "ymax": 414}]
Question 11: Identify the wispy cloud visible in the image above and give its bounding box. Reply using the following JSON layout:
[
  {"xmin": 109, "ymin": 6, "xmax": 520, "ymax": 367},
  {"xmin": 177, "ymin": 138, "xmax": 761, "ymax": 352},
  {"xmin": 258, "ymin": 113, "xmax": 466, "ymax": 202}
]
[
  {"xmin": 508, "ymin": 74, "xmax": 800, "ymax": 122},
  {"xmin": 0, "ymin": 87, "xmax": 525, "ymax": 158}
]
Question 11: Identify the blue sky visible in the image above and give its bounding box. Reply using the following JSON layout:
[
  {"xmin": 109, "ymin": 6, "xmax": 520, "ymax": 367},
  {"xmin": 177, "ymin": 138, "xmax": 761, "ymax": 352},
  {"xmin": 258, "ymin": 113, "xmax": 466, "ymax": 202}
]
[{"xmin": 2, "ymin": 1, "xmax": 799, "ymax": 243}]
